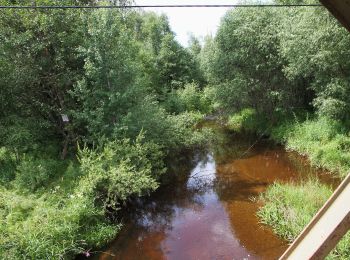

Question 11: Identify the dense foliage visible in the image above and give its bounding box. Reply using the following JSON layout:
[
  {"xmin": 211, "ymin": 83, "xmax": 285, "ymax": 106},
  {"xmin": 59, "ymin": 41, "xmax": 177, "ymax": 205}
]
[
  {"xmin": 200, "ymin": 1, "xmax": 350, "ymax": 176},
  {"xmin": 202, "ymin": 0, "xmax": 350, "ymax": 121},
  {"xmin": 2, "ymin": 0, "xmax": 350, "ymax": 258},
  {"xmin": 0, "ymin": 1, "xmax": 209, "ymax": 258},
  {"xmin": 198, "ymin": 1, "xmax": 350, "ymax": 258}
]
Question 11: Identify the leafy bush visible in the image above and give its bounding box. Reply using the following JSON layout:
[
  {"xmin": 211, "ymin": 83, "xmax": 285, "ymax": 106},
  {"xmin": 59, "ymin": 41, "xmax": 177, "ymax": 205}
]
[
  {"xmin": 0, "ymin": 147, "xmax": 17, "ymax": 183},
  {"xmin": 228, "ymin": 108, "xmax": 257, "ymax": 132},
  {"xmin": 78, "ymin": 134, "xmax": 165, "ymax": 209},
  {"xmin": 164, "ymin": 83, "xmax": 213, "ymax": 114},
  {"xmin": 119, "ymin": 97, "xmax": 210, "ymax": 151},
  {"xmin": 270, "ymin": 120, "xmax": 294, "ymax": 143},
  {"xmin": 117, "ymin": 97, "xmax": 177, "ymax": 147},
  {"xmin": 167, "ymin": 111, "xmax": 213, "ymax": 148},
  {"xmin": 177, "ymin": 83, "xmax": 212, "ymax": 113},
  {"xmin": 0, "ymin": 186, "xmax": 118, "ymax": 259},
  {"xmin": 258, "ymin": 180, "xmax": 350, "ymax": 259},
  {"xmin": 0, "ymin": 117, "xmax": 37, "ymax": 154},
  {"xmin": 14, "ymin": 157, "xmax": 64, "ymax": 191},
  {"xmin": 0, "ymin": 135, "xmax": 165, "ymax": 259}
]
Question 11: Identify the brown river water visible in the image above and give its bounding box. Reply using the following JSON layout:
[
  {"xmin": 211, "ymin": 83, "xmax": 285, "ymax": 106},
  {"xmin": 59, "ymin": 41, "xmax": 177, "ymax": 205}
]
[{"xmin": 91, "ymin": 125, "xmax": 336, "ymax": 260}]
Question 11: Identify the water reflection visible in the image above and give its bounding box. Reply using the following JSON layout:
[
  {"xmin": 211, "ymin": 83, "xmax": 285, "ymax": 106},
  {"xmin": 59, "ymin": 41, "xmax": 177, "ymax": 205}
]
[{"xmin": 94, "ymin": 127, "xmax": 336, "ymax": 260}]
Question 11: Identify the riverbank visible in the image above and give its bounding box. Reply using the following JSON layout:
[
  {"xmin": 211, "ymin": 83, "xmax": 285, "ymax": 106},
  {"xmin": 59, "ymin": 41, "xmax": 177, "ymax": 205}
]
[
  {"xmin": 258, "ymin": 180, "xmax": 350, "ymax": 259},
  {"xmin": 0, "ymin": 112, "xmax": 211, "ymax": 259},
  {"xmin": 264, "ymin": 115, "xmax": 350, "ymax": 259},
  {"xmin": 228, "ymin": 110, "xmax": 350, "ymax": 179},
  {"xmin": 271, "ymin": 117, "xmax": 350, "ymax": 179},
  {"xmin": 226, "ymin": 109, "xmax": 350, "ymax": 259},
  {"xmin": 93, "ymin": 124, "xmax": 319, "ymax": 259}
]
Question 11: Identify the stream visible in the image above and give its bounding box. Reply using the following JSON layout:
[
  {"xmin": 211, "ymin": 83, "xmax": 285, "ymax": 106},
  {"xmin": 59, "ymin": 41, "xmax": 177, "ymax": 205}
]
[{"xmin": 95, "ymin": 124, "xmax": 336, "ymax": 260}]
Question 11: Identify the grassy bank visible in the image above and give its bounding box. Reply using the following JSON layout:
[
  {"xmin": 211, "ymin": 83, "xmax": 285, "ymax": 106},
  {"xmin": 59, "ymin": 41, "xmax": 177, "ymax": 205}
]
[
  {"xmin": 271, "ymin": 117, "xmax": 350, "ymax": 178},
  {"xmin": 258, "ymin": 180, "xmax": 350, "ymax": 259},
  {"xmin": 227, "ymin": 109, "xmax": 350, "ymax": 258},
  {"xmin": 266, "ymin": 117, "xmax": 350, "ymax": 258},
  {"xmin": 0, "ymin": 111, "xmax": 211, "ymax": 259},
  {"xmin": 227, "ymin": 109, "xmax": 350, "ymax": 178},
  {"xmin": 0, "ymin": 137, "xmax": 161, "ymax": 259}
]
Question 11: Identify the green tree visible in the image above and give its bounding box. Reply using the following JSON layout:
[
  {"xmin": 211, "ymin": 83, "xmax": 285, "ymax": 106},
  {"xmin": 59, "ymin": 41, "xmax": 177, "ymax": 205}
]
[
  {"xmin": 209, "ymin": 6, "xmax": 312, "ymax": 116},
  {"xmin": 71, "ymin": 8, "xmax": 142, "ymax": 141},
  {"xmin": 279, "ymin": 6, "xmax": 350, "ymax": 119},
  {"xmin": 0, "ymin": 0, "xmax": 98, "ymax": 158}
]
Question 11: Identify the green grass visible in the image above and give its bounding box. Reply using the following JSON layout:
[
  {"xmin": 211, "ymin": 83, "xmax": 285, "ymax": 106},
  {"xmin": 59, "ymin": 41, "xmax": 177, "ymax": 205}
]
[
  {"xmin": 0, "ymin": 163, "xmax": 120, "ymax": 259},
  {"xmin": 227, "ymin": 108, "xmax": 259, "ymax": 132},
  {"xmin": 258, "ymin": 180, "xmax": 350, "ymax": 259},
  {"xmin": 0, "ymin": 135, "xmax": 165, "ymax": 259},
  {"xmin": 271, "ymin": 117, "xmax": 350, "ymax": 178},
  {"xmin": 227, "ymin": 109, "xmax": 350, "ymax": 178}
]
